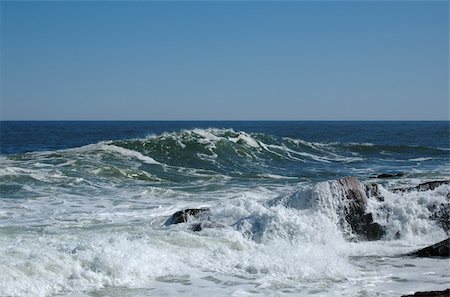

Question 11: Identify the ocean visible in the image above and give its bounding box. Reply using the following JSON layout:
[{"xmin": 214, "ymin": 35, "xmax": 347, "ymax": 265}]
[{"xmin": 0, "ymin": 121, "xmax": 449, "ymax": 297}]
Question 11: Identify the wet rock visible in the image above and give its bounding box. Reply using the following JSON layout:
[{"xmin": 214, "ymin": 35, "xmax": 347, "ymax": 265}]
[
  {"xmin": 429, "ymin": 203, "xmax": 450, "ymax": 232},
  {"xmin": 370, "ymin": 173, "xmax": 404, "ymax": 179},
  {"xmin": 401, "ymin": 288, "xmax": 450, "ymax": 297},
  {"xmin": 407, "ymin": 238, "xmax": 449, "ymax": 258},
  {"xmin": 365, "ymin": 182, "xmax": 384, "ymax": 201},
  {"xmin": 393, "ymin": 180, "xmax": 450, "ymax": 193},
  {"xmin": 163, "ymin": 177, "xmax": 388, "ymax": 239},
  {"xmin": 336, "ymin": 177, "xmax": 385, "ymax": 241},
  {"xmin": 164, "ymin": 208, "xmax": 210, "ymax": 228},
  {"xmin": 191, "ymin": 223, "xmax": 203, "ymax": 232},
  {"xmin": 414, "ymin": 180, "xmax": 450, "ymax": 192},
  {"xmin": 347, "ymin": 212, "xmax": 385, "ymax": 241}
]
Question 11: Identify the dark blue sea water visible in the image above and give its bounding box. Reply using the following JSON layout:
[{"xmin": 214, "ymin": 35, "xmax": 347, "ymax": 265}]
[
  {"xmin": 0, "ymin": 121, "xmax": 449, "ymax": 297},
  {"xmin": 1, "ymin": 121, "xmax": 448, "ymax": 182},
  {"xmin": 1, "ymin": 121, "xmax": 448, "ymax": 155}
]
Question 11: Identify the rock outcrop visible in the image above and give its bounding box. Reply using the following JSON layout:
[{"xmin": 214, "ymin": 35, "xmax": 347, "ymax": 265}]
[
  {"xmin": 393, "ymin": 180, "xmax": 450, "ymax": 193},
  {"xmin": 401, "ymin": 288, "xmax": 450, "ymax": 297},
  {"xmin": 164, "ymin": 177, "xmax": 387, "ymax": 240},
  {"xmin": 163, "ymin": 177, "xmax": 447, "ymax": 241},
  {"xmin": 335, "ymin": 177, "xmax": 385, "ymax": 241},
  {"xmin": 407, "ymin": 238, "xmax": 450, "ymax": 258}
]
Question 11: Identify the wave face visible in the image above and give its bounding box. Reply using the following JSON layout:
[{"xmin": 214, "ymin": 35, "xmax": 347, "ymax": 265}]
[{"xmin": 0, "ymin": 123, "xmax": 449, "ymax": 297}]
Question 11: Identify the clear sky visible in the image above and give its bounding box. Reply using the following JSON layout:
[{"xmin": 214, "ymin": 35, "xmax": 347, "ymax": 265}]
[{"xmin": 1, "ymin": 1, "xmax": 448, "ymax": 120}]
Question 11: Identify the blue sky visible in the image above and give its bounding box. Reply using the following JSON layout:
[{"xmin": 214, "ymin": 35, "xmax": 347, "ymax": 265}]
[{"xmin": 1, "ymin": 1, "xmax": 448, "ymax": 120}]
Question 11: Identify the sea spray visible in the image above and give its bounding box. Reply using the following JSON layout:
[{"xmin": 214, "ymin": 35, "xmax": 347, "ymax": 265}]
[{"xmin": 1, "ymin": 123, "xmax": 449, "ymax": 296}]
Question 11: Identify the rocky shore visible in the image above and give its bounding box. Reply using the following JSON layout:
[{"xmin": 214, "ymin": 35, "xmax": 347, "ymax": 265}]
[
  {"xmin": 407, "ymin": 238, "xmax": 450, "ymax": 258},
  {"xmin": 165, "ymin": 176, "xmax": 450, "ymax": 296},
  {"xmin": 164, "ymin": 176, "xmax": 449, "ymax": 238}
]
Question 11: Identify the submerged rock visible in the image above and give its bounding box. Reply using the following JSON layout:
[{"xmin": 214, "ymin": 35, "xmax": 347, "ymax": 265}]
[
  {"xmin": 391, "ymin": 180, "xmax": 450, "ymax": 232},
  {"xmin": 428, "ymin": 201, "xmax": 450, "ymax": 233},
  {"xmin": 164, "ymin": 208, "xmax": 210, "ymax": 228},
  {"xmin": 370, "ymin": 173, "xmax": 404, "ymax": 179},
  {"xmin": 164, "ymin": 208, "xmax": 224, "ymax": 231},
  {"xmin": 407, "ymin": 238, "xmax": 450, "ymax": 258},
  {"xmin": 401, "ymin": 288, "xmax": 450, "ymax": 297},
  {"xmin": 365, "ymin": 182, "xmax": 384, "ymax": 201}
]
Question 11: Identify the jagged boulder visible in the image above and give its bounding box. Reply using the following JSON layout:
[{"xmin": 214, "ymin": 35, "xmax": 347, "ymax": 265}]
[
  {"xmin": 335, "ymin": 177, "xmax": 385, "ymax": 241},
  {"xmin": 407, "ymin": 238, "xmax": 449, "ymax": 258}
]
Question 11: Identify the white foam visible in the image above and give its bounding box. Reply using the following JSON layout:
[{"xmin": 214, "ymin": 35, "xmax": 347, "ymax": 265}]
[
  {"xmin": 98, "ymin": 144, "xmax": 160, "ymax": 165},
  {"xmin": 349, "ymin": 142, "xmax": 375, "ymax": 147},
  {"xmin": 265, "ymin": 142, "xmax": 363, "ymax": 164},
  {"xmin": 228, "ymin": 133, "xmax": 260, "ymax": 148},
  {"xmin": 1, "ymin": 128, "xmax": 449, "ymax": 297},
  {"xmin": 0, "ymin": 232, "xmax": 196, "ymax": 297},
  {"xmin": 257, "ymin": 173, "xmax": 297, "ymax": 180},
  {"xmin": 408, "ymin": 157, "xmax": 433, "ymax": 162},
  {"xmin": 1, "ymin": 180, "xmax": 449, "ymax": 297},
  {"xmin": 366, "ymin": 185, "xmax": 449, "ymax": 241},
  {"xmin": 267, "ymin": 144, "xmax": 331, "ymax": 163}
]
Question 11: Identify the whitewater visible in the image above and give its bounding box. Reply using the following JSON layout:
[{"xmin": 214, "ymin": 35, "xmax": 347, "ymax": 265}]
[{"xmin": 0, "ymin": 122, "xmax": 449, "ymax": 297}]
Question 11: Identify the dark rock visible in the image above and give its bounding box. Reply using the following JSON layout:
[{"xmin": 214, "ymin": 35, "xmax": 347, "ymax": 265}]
[
  {"xmin": 365, "ymin": 183, "xmax": 384, "ymax": 201},
  {"xmin": 407, "ymin": 238, "xmax": 449, "ymax": 258},
  {"xmin": 401, "ymin": 288, "xmax": 450, "ymax": 297},
  {"xmin": 164, "ymin": 208, "xmax": 210, "ymax": 227},
  {"xmin": 370, "ymin": 173, "xmax": 404, "ymax": 179},
  {"xmin": 336, "ymin": 176, "xmax": 370, "ymax": 208},
  {"xmin": 393, "ymin": 180, "xmax": 450, "ymax": 193},
  {"xmin": 414, "ymin": 181, "xmax": 450, "ymax": 192},
  {"xmin": 191, "ymin": 223, "xmax": 203, "ymax": 232},
  {"xmin": 335, "ymin": 177, "xmax": 385, "ymax": 241},
  {"xmin": 430, "ymin": 205, "xmax": 449, "ymax": 232}
]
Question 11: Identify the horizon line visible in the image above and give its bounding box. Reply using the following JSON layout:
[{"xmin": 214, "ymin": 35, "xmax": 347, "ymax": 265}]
[{"xmin": 1, "ymin": 119, "xmax": 449, "ymax": 122}]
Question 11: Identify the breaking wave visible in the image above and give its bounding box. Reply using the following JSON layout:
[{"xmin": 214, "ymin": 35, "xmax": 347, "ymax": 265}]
[{"xmin": 1, "ymin": 127, "xmax": 449, "ymax": 296}]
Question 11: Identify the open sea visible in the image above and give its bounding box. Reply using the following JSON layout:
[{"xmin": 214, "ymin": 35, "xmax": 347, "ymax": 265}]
[{"xmin": 0, "ymin": 121, "xmax": 449, "ymax": 297}]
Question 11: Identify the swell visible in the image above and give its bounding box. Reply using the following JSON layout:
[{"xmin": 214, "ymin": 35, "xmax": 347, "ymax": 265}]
[
  {"xmin": 112, "ymin": 128, "xmax": 447, "ymax": 165},
  {"xmin": 1, "ymin": 128, "xmax": 448, "ymax": 195}
]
